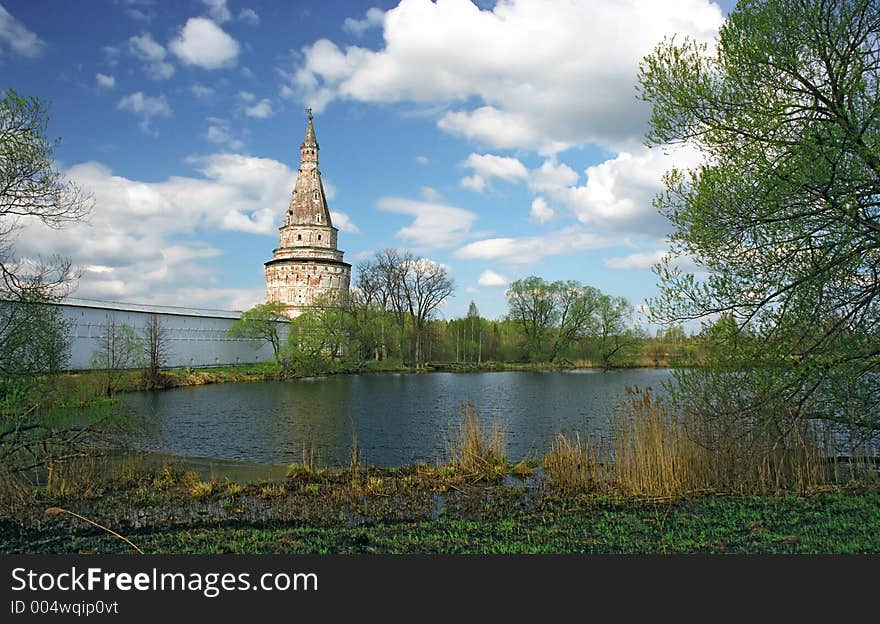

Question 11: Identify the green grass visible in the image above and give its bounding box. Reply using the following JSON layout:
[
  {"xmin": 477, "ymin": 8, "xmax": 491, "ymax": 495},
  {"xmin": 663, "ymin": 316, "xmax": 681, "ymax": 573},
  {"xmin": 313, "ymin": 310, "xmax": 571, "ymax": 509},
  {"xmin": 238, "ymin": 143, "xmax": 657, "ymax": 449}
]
[{"xmin": 6, "ymin": 488, "xmax": 878, "ymax": 554}]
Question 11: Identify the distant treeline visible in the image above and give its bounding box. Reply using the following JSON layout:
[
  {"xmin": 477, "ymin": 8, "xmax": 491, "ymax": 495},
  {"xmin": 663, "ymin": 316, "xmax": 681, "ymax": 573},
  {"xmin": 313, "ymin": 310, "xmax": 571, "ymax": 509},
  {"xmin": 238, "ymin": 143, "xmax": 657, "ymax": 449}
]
[{"xmin": 233, "ymin": 249, "xmax": 704, "ymax": 374}]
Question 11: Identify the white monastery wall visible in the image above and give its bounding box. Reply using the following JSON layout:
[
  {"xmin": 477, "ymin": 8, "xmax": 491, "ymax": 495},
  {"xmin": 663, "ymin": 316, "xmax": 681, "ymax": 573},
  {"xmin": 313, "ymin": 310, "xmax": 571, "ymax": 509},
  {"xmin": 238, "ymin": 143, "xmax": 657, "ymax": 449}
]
[{"xmin": 59, "ymin": 298, "xmax": 288, "ymax": 370}]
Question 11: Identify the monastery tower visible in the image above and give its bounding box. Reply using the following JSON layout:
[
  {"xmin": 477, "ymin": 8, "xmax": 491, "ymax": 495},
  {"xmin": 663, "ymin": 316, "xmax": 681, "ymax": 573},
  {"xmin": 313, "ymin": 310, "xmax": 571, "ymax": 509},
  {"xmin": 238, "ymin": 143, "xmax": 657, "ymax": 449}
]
[{"xmin": 265, "ymin": 111, "xmax": 351, "ymax": 317}]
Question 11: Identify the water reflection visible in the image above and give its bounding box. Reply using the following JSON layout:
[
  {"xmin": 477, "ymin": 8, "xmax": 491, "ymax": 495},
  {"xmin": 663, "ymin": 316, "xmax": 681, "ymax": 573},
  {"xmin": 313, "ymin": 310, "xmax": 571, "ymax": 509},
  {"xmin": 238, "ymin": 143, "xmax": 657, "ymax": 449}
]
[{"xmin": 123, "ymin": 369, "xmax": 673, "ymax": 467}]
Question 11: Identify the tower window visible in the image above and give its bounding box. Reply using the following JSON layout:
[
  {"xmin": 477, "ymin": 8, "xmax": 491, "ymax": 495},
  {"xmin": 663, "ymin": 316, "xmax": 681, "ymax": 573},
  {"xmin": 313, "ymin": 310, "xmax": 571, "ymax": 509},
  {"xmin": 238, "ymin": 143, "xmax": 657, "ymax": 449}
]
[
  {"xmin": 318, "ymin": 234, "xmax": 322, "ymax": 240},
  {"xmin": 297, "ymin": 234, "xmax": 301, "ymax": 240},
  {"xmin": 316, "ymin": 214, "xmax": 322, "ymax": 223}
]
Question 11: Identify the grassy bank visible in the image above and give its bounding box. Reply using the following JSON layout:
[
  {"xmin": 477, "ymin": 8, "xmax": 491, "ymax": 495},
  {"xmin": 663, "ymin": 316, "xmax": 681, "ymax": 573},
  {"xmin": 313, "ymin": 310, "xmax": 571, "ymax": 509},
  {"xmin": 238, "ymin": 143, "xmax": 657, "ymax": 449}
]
[{"xmin": 52, "ymin": 359, "xmax": 410, "ymax": 407}]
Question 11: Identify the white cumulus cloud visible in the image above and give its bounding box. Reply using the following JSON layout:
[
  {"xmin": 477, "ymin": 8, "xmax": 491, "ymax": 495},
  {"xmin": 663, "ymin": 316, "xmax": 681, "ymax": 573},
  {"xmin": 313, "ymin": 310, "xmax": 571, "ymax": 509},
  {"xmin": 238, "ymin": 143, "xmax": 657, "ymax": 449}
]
[
  {"xmin": 13, "ymin": 154, "xmax": 302, "ymax": 308},
  {"xmin": 377, "ymin": 196, "xmax": 477, "ymax": 249},
  {"xmin": 559, "ymin": 146, "xmax": 704, "ymax": 235},
  {"xmin": 244, "ymin": 98, "xmax": 274, "ymax": 119},
  {"xmin": 529, "ymin": 197, "xmax": 554, "ymax": 224},
  {"xmin": 330, "ymin": 211, "xmax": 359, "ymax": 233},
  {"xmin": 528, "ymin": 159, "xmax": 578, "ymax": 192},
  {"xmin": 477, "ymin": 270, "xmax": 509, "ymax": 287},
  {"xmin": 459, "ymin": 153, "xmax": 578, "ymax": 196},
  {"xmin": 460, "ymin": 152, "xmax": 529, "ymax": 193},
  {"xmin": 455, "ymin": 226, "xmax": 618, "ymax": 265},
  {"xmin": 117, "ymin": 92, "xmax": 172, "ymax": 131},
  {"xmin": 284, "ymin": 0, "xmax": 723, "ymax": 152},
  {"xmin": 96, "ymin": 73, "xmax": 116, "ymax": 89},
  {"xmin": 0, "ymin": 4, "xmax": 45, "ymax": 58},
  {"xmin": 200, "ymin": 0, "xmax": 231, "ymax": 23},
  {"xmin": 603, "ymin": 249, "xmax": 666, "ymax": 270},
  {"xmin": 203, "ymin": 117, "xmax": 244, "ymax": 150},
  {"xmin": 128, "ymin": 32, "xmax": 175, "ymax": 80},
  {"xmin": 343, "ymin": 7, "xmax": 384, "ymax": 37},
  {"xmin": 239, "ymin": 8, "xmax": 260, "ymax": 25},
  {"xmin": 420, "ymin": 186, "xmax": 442, "ymax": 202},
  {"xmin": 169, "ymin": 17, "xmax": 240, "ymax": 70},
  {"xmin": 128, "ymin": 32, "xmax": 165, "ymax": 61},
  {"xmin": 191, "ymin": 84, "xmax": 215, "ymax": 98}
]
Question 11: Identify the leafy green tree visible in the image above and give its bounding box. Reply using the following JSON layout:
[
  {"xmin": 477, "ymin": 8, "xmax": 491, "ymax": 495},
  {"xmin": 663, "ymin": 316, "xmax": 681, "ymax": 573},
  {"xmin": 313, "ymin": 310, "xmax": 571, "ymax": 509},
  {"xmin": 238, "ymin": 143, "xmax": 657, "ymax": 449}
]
[
  {"xmin": 595, "ymin": 294, "xmax": 634, "ymax": 366},
  {"xmin": 0, "ymin": 89, "xmax": 92, "ymax": 475},
  {"xmin": 282, "ymin": 308, "xmax": 334, "ymax": 376},
  {"xmin": 0, "ymin": 288, "xmax": 70, "ymax": 380},
  {"xmin": 639, "ymin": 0, "xmax": 880, "ymax": 434},
  {"xmin": 551, "ymin": 281, "xmax": 600, "ymax": 361},
  {"xmin": 1, "ymin": 89, "xmax": 91, "ymax": 293},
  {"xmin": 505, "ymin": 277, "xmax": 558, "ymax": 360},
  {"xmin": 229, "ymin": 300, "xmax": 289, "ymax": 363},
  {"xmin": 506, "ymin": 277, "xmax": 600, "ymax": 361},
  {"xmin": 466, "ymin": 301, "xmax": 480, "ymax": 363},
  {"xmin": 0, "ymin": 88, "xmax": 90, "ymax": 382}
]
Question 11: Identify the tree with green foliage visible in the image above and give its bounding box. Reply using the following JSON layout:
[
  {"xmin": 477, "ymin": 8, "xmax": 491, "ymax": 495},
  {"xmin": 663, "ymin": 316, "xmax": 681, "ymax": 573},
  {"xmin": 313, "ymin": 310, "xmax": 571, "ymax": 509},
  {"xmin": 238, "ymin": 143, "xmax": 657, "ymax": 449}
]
[
  {"xmin": 0, "ymin": 89, "xmax": 93, "ymax": 475},
  {"xmin": 282, "ymin": 308, "xmax": 334, "ymax": 376},
  {"xmin": 505, "ymin": 276, "xmax": 558, "ymax": 361},
  {"xmin": 506, "ymin": 277, "xmax": 601, "ymax": 362},
  {"xmin": 595, "ymin": 294, "xmax": 634, "ymax": 366},
  {"xmin": 0, "ymin": 291, "xmax": 70, "ymax": 380},
  {"xmin": 639, "ymin": 0, "xmax": 880, "ymax": 437},
  {"xmin": 0, "ymin": 88, "xmax": 91, "ymax": 380},
  {"xmin": 229, "ymin": 300, "xmax": 289, "ymax": 363},
  {"xmin": 1, "ymin": 89, "xmax": 91, "ymax": 293}
]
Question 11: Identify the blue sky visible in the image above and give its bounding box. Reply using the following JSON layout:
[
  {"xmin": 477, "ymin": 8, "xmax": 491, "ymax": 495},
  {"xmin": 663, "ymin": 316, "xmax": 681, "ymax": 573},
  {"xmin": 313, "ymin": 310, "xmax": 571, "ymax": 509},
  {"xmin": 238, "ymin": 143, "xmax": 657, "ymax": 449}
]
[{"xmin": 1, "ymin": 0, "xmax": 736, "ymax": 325}]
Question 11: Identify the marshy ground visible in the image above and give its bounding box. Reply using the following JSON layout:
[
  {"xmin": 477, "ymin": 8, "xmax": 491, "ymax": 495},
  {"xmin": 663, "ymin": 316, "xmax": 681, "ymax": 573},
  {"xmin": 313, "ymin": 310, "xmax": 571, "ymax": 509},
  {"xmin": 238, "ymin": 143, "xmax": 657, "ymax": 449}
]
[{"xmin": 2, "ymin": 461, "xmax": 878, "ymax": 554}]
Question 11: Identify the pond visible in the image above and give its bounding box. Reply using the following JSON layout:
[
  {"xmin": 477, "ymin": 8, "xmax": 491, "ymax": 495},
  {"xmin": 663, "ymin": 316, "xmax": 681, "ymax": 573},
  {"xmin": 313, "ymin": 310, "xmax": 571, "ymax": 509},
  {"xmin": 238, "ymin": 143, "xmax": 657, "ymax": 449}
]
[{"xmin": 122, "ymin": 369, "xmax": 673, "ymax": 468}]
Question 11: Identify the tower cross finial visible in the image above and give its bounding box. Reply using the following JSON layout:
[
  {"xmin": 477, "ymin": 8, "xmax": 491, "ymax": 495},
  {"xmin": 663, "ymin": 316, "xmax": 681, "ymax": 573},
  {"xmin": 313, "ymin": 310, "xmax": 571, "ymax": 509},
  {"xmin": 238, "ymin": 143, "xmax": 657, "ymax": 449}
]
[{"xmin": 306, "ymin": 107, "xmax": 313, "ymax": 121}]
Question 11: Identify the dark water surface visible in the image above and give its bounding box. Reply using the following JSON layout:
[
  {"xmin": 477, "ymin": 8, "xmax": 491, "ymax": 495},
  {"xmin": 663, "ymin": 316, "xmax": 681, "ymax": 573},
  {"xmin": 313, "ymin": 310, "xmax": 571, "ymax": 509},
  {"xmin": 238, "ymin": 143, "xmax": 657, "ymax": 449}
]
[{"xmin": 122, "ymin": 369, "xmax": 672, "ymax": 467}]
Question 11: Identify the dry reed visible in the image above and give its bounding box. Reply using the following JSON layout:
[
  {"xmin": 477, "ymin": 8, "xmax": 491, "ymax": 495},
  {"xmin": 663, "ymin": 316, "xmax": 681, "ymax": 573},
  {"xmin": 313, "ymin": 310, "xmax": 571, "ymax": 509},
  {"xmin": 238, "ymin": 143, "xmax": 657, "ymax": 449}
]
[
  {"xmin": 447, "ymin": 402, "xmax": 508, "ymax": 481},
  {"xmin": 44, "ymin": 507, "xmax": 143, "ymax": 554},
  {"xmin": 542, "ymin": 432, "xmax": 602, "ymax": 493},
  {"xmin": 611, "ymin": 387, "xmax": 709, "ymax": 497},
  {"xmin": 541, "ymin": 387, "xmax": 861, "ymax": 497}
]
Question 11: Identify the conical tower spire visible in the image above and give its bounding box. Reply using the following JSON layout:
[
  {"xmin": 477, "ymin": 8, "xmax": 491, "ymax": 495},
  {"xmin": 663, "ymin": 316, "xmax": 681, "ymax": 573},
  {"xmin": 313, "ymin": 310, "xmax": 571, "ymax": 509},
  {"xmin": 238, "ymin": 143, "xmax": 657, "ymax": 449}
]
[
  {"xmin": 287, "ymin": 110, "xmax": 331, "ymax": 227},
  {"xmin": 301, "ymin": 108, "xmax": 318, "ymax": 150}
]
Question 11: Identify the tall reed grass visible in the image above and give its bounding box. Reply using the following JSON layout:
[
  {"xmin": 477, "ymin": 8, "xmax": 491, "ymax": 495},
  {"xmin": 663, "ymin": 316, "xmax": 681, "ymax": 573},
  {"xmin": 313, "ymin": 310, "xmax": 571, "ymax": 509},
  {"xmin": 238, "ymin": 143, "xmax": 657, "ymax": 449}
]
[
  {"xmin": 611, "ymin": 387, "xmax": 710, "ymax": 497},
  {"xmin": 543, "ymin": 387, "xmax": 874, "ymax": 497},
  {"xmin": 446, "ymin": 402, "xmax": 508, "ymax": 481},
  {"xmin": 542, "ymin": 433, "xmax": 601, "ymax": 493}
]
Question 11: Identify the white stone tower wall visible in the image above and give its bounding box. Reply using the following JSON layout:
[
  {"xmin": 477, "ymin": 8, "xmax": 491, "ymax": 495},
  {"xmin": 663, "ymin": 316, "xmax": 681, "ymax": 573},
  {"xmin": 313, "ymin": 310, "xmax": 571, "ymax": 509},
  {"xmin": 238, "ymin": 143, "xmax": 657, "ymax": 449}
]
[
  {"xmin": 266, "ymin": 261, "xmax": 350, "ymax": 317},
  {"xmin": 278, "ymin": 224, "xmax": 339, "ymax": 250},
  {"xmin": 264, "ymin": 111, "xmax": 351, "ymax": 318}
]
